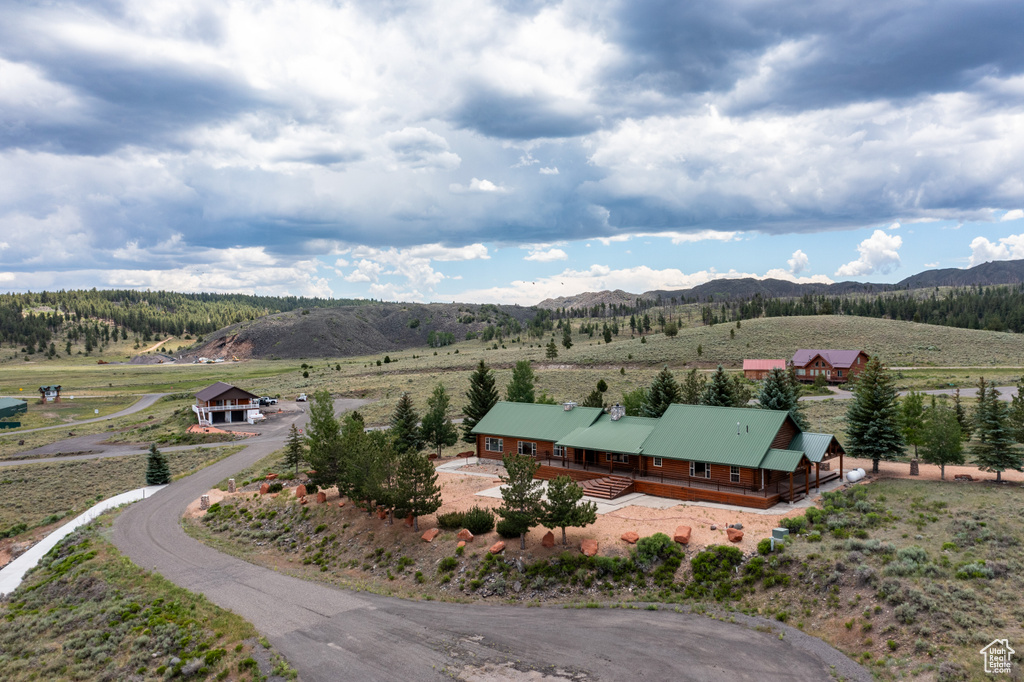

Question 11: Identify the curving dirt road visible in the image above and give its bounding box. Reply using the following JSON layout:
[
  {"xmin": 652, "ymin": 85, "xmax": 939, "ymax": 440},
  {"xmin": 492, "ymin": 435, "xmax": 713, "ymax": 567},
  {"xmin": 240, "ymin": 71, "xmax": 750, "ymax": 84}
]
[
  {"xmin": 110, "ymin": 400, "xmax": 869, "ymax": 682},
  {"xmin": 0, "ymin": 393, "xmax": 166, "ymax": 436}
]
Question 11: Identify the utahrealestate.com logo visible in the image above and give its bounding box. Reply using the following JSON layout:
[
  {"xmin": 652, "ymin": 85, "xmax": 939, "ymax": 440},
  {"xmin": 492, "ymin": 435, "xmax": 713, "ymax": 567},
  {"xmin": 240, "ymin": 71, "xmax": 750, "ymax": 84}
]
[{"xmin": 980, "ymin": 639, "xmax": 1015, "ymax": 674}]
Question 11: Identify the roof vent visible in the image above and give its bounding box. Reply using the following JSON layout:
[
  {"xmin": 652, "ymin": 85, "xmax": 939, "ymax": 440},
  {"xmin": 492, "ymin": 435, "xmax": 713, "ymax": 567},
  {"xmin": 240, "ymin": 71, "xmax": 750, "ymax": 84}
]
[
  {"xmin": 737, "ymin": 422, "xmax": 741, "ymax": 436},
  {"xmin": 563, "ymin": 401, "xmax": 577, "ymax": 411},
  {"xmin": 610, "ymin": 404, "xmax": 625, "ymax": 421}
]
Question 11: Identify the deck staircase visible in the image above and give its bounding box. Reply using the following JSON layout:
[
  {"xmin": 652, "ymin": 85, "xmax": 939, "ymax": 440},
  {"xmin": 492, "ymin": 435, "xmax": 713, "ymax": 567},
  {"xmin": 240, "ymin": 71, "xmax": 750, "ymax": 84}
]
[{"xmin": 578, "ymin": 475, "xmax": 634, "ymax": 500}]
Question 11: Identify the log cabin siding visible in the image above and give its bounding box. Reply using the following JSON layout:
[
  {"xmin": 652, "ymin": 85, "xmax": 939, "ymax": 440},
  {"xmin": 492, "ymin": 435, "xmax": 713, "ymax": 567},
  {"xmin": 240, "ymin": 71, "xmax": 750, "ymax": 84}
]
[{"xmin": 771, "ymin": 420, "xmax": 799, "ymax": 449}]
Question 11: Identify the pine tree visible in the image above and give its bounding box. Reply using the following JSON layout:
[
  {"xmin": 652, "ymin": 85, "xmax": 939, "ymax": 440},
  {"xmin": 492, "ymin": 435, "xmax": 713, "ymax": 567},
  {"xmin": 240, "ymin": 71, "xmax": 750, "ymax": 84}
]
[
  {"xmin": 899, "ymin": 391, "xmax": 926, "ymax": 460},
  {"xmin": 561, "ymin": 324, "xmax": 573, "ymax": 350},
  {"xmin": 541, "ymin": 475, "xmax": 598, "ymax": 546},
  {"xmin": 680, "ymin": 368, "xmax": 706, "ymax": 405},
  {"xmin": 701, "ymin": 365, "xmax": 736, "ymax": 407},
  {"xmin": 1008, "ymin": 377, "xmax": 1024, "ymax": 444},
  {"xmin": 462, "ymin": 360, "xmax": 498, "ymax": 443},
  {"xmin": 845, "ymin": 357, "xmax": 905, "ymax": 473},
  {"xmin": 920, "ymin": 404, "xmax": 964, "ymax": 480},
  {"xmin": 284, "ymin": 423, "xmax": 306, "ymax": 478},
  {"xmin": 390, "ymin": 393, "xmax": 422, "ymax": 454},
  {"xmin": 953, "ymin": 388, "xmax": 971, "ymax": 438},
  {"xmin": 581, "ymin": 388, "xmax": 605, "ymax": 409},
  {"xmin": 505, "ymin": 360, "xmax": 535, "ymax": 403},
  {"xmin": 545, "ymin": 338, "xmax": 558, "ymax": 359},
  {"xmin": 756, "ymin": 367, "xmax": 807, "ymax": 429},
  {"xmin": 972, "ymin": 383, "xmax": 1022, "ymax": 483},
  {"xmin": 421, "ymin": 383, "xmax": 458, "ymax": 458},
  {"xmin": 304, "ymin": 389, "xmax": 342, "ymax": 493},
  {"xmin": 145, "ymin": 443, "xmax": 170, "ymax": 485},
  {"xmin": 397, "ymin": 451, "xmax": 442, "ymax": 531},
  {"xmin": 640, "ymin": 366, "xmax": 681, "ymax": 418},
  {"xmin": 498, "ymin": 453, "xmax": 544, "ymax": 549}
]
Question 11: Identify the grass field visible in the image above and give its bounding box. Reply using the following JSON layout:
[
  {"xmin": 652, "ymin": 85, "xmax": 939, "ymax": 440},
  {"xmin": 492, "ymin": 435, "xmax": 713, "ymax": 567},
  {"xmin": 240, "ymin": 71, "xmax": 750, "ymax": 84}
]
[
  {"xmin": 0, "ymin": 445, "xmax": 241, "ymax": 535},
  {"xmin": 0, "ymin": 518, "xmax": 293, "ymax": 681},
  {"xmin": 1, "ymin": 395, "xmax": 139, "ymax": 430}
]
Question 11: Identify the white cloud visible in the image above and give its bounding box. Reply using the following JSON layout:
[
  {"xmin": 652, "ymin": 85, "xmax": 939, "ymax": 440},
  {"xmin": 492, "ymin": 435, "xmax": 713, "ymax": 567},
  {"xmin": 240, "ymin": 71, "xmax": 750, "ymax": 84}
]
[
  {"xmin": 539, "ymin": 167, "xmax": 559, "ymax": 175},
  {"xmin": 449, "ymin": 178, "xmax": 509, "ymax": 193},
  {"xmin": 835, "ymin": 230, "xmax": 903, "ymax": 277},
  {"xmin": 383, "ymin": 127, "xmax": 461, "ymax": 172},
  {"xmin": 968, "ymin": 234, "xmax": 1024, "ymax": 266},
  {"xmin": 1002, "ymin": 209, "xmax": 1024, "ymax": 222},
  {"xmin": 524, "ymin": 248, "xmax": 568, "ymax": 262},
  {"xmin": 344, "ymin": 259, "xmax": 385, "ymax": 283},
  {"xmin": 787, "ymin": 249, "xmax": 809, "ymax": 275},
  {"xmin": 924, "ymin": 261, "xmax": 939, "ymax": 268}
]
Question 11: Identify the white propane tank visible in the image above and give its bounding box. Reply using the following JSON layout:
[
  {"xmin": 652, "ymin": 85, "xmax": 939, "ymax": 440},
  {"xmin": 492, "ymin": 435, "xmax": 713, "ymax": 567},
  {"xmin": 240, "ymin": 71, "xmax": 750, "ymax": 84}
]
[{"xmin": 846, "ymin": 468, "xmax": 866, "ymax": 483}]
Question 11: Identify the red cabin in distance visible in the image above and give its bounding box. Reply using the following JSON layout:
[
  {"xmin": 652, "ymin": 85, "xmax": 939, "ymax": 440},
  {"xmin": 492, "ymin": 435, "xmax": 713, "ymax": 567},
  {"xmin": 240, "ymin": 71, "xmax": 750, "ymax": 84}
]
[{"xmin": 791, "ymin": 349, "xmax": 869, "ymax": 383}]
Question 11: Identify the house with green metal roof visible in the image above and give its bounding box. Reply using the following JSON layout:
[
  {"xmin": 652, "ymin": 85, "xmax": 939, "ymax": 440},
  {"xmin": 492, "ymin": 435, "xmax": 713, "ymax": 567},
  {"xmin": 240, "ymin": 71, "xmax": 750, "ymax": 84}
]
[
  {"xmin": 0, "ymin": 398, "xmax": 28, "ymax": 429},
  {"xmin": 470, "ymin": 401, "xmax": 844, "ymax": 509}
]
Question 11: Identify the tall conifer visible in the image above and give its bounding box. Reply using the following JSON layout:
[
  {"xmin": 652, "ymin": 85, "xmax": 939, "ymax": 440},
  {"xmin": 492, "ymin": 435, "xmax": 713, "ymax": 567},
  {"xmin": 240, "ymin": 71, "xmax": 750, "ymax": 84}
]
[
  {"xmin": 845, "ymin": 357, "xmax": 905, "ymax": 473},
  {"xmin": 462, "ymin": 360, "xmax": 499, "ymax": 443}
]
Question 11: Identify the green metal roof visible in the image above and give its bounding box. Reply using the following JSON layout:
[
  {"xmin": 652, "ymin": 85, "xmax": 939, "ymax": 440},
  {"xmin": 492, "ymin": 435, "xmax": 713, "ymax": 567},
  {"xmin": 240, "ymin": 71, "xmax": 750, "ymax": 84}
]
[
  {"xmin": 789, "ymin": 432, "xmax": 843, "ymax": 463},
  {"xmin": 0, "ymin": 398, "xmax": 28, "ymax": 420},
  {"xmin": 470, "ymin": 402, "xmax": 603, "ymax": 442},
  {"xmin": 759, "ymin": 448, "xmax": 808, "ymax": 473},
  {"xmin": 643, "ymin": 404, "xmax": 791, "ymax": 468},
  {"xmin": 555, "ymin": 414, "xmax": 658, "ymax": 454}
]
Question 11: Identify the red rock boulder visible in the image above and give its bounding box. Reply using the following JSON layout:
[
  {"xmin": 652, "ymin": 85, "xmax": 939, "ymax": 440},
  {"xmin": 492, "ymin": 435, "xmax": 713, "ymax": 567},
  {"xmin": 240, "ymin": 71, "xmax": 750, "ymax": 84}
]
[
  {"xmin": 421, "ymin": 528, "xmax": 440, "ymax": 542},
  {"xmin": 621, "ymin": 531, "xmax": 640, "ymax": 544},
  {"xmin": 489, "ymin": 541, "xmax": 506, "ymax": 554},
  {"xmin": 259, "ymin": 483, "xmax": 270, "ymax": 495},
  {"xmin": 673, "ymin": 526, "xmax": 691, "ymax": 545},
  {"xmin": 265, "ymin": 473, "xmax": 278, "ymax": 481},
  {"xmin": 457, "ymin": 540, "xmax": 466, "ymax": 549},
  {"xmin": 337, "ymin": 501, "xmax": 345, "ymax": 508},
  {"xmin": 404, "ymin": 513, "xmax": 414, "ymax": 527},
  {"xmin": 541, "ymin": 531, "xmax": 555, "ymax": 548},
  {"xmin": 726, "ymin": 527, "xmax": 744, "ymax": 543},
  {"xmin": 316, "ymin": 491, "xmax": 327, "ymax": 504},
  {"xmin": 294, "ymin": 484, "xmax": 307, "ymax": 498},
  {"xmin": 457, "ymin": 529, "xmax": 474, "ymax": 542},
  {"xmin": 580, "ymin": 539, "xmax": 598, "ymax": 556}
]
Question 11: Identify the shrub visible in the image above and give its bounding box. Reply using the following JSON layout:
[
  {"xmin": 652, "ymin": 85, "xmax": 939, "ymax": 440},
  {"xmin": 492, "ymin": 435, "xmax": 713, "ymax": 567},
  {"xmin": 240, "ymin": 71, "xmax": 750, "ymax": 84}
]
[
  {"xmin": 461, "ymin": 506, "xmax": 496, "ymax": 535},
  {"xmin": 685, "ymin": 545, "xmax": 745, "ymax": 600},
  {"xmin": 496, "ymin": 518, "xmax": 528, "ymax": 539},
  {"xmin": 780, "ymin": 516, "xmax": 807, "ymax": 534},
  {"xmin": 267, "ymin": 482, "xmax": 283, "ymax": 493},
  {"xmin": 806, "ymin": 531, "xmax": 822, "ymax": 542},
  {"xmin": 955, "ymin": 561, "xmax": 994, "ymax": 580},
  {"xmin": 437, "ymin": 556, "xmax": 458, "ymax": 573},
  {"xmin": 757, "ymin": 538, "xmax": 774, "ymax": 555},
  {"xmin": 633, "ymin": 533, "xmax": 681, "ymax": 570},
  {"xmin": 804, "ymin": 507, "xmax": 824, "ymax": 525},
  {"xmin": 436, "ymin": 511, "xmax": 465, "ymax": 530},
  {"xmin": 894, "ymin": 603, "xmax": 918, "ymax": 624}
]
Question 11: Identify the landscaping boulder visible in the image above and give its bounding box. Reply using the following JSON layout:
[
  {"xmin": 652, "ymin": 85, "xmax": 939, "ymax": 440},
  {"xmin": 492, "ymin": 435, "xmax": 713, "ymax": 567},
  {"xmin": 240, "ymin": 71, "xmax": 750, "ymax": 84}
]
[
  {"xmin": 404, "ymin": 513, "xmax": 414, "ymax": 527},
  {"xmin": 621, "ymin": 531, "xmax": 640, "ymax": 544},
  {"xmin": 421, "ymin": 528, "xmax": 440, "ymax": 542},
  {"xmin": 265, "ymin": 473, "xmax": 278, "ymax": 481},
  {"xmin": 727, "ymin": 527, "xmax": 744, "ymax": 543},
  {"xmin": 489, "ymin": 541, "xmax": 506, "ymax": 554},
  {"xmin": 580, "ymin": 539, "xmax": 598, "ymax": 557},
  {"xmin": 377, "ymin": 509, "xmax": 387, "ymax": 520},
  {"xmin": 294, "ymin": 484, "xmax": 307, "ymax": 498},
  {"xmin": 673, "ymin": 526, "xmax": 691, "ymax": 545},
  {"xmin": 710, "ymin": 524, "xmax": 717, "ymax": 530},
  {"xmin": 457, "ymin": 541, "xmax": 466, "ymax": 549},
  {"xmin": 259, "ymin": 483, "xmax": 270, "ymax": 495},
  {"xmin": 457, "ymin": 529, "xmax": 474, "ymax": 542},
  {"xmin": 338, "ymin": 501, "xmax": 345, "ymax": 507},
  {"xmin": 541, "ymin": 531, "xmax": 555, "ymax": 548},
  {"xmin": 299, "ymin": 497, "xmax": 308, "ymax": 505},
  {"xmin": 317, "ymin": 491, "xmax": 327, "ymax": 504}
]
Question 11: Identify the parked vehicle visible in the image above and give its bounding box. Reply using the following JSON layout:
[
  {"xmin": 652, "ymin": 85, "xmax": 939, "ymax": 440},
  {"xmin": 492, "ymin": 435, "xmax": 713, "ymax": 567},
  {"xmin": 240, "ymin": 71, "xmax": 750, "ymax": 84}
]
[
  {"xmin": 259, "ymin": 396, "xmax": 278, "ymax": 406},
  {"xmin": 296, "ymin": 393, "xmax": 307, "ymax": 402}
]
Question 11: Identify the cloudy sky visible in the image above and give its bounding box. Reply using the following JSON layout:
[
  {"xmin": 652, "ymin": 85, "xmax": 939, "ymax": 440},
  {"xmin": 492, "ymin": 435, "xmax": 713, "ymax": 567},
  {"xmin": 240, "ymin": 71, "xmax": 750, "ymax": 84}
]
[{"xmin": 1, "ymin": 0, "xmax": 1023, "ymax": 304}]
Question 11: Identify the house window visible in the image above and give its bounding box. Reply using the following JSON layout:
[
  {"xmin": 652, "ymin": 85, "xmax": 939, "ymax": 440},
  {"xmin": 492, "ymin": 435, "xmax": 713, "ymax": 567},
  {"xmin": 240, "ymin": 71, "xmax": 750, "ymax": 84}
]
[
  {"xmin": 653, "ymin": 457, "xmax": 663, "ymax": 467},
  {"xmin": 689, "ymin": 462, "xmax": 711, "ymax": 478},
  {"xmin": 606, "ymin": 452, "xmax": 629, "ymax": 463},
  {"xmin": 485, "ymin": 437, "xmax": 503, "ymax": 453},
  {"xmin": 837, "ymin": 370, "xmax": 843, "ymax": 378},
  {"xmin": 730, "ymin": 466, "xmax": 740, "ymax": 483},
  {"xmin": 796, "ymin": 369, "xmax": 805, "ymax": 376},
  {"xmin": 518, "ymin": 441, "xmax": 537, "ymax": 456},
  {"xmin": 553, "ymin": 445, "xmax": 566, "ymax": 458}
]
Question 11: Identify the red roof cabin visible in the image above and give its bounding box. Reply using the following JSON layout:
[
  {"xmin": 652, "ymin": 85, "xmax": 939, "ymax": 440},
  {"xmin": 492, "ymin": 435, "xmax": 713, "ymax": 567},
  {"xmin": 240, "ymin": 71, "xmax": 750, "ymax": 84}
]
[
  {"xmin": 743, "ymin": 359, "xmax": 787, "ymax": 380},
  {"xmin": 792, "ymin": 349, "xmax": 869, "ymax": 383}
]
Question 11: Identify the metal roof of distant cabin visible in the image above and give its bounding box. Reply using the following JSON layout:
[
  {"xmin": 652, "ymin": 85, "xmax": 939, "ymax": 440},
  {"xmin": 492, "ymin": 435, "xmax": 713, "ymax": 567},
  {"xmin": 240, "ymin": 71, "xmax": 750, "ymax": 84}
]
[
  {"xmin": 792, "ymin": 349, "xmax": 865, "ymax": 368},
  {"xmin": 470, "ymin": 402, "xmax": 603, "ymax": 442},
  {"xmin": 0, "ymin": 398, "xmax": 28, "ymax": 420},
  {"xmin": 759, "ymin": 448, "xmax": 808, "ymax": 473},
  {"xmin": 555, "ymin": 414, "xmax": 659, "ymax": 454},
  {"xmin": 195, "ymin": 382, "xmax": 258, "ymax": 402},
  {"xmin": 789, "ymin": 432, "xmax": 844, "ymax": 463},
  {"xmin": 642, "ymin": 404, "xmax": 792, "ymax": 468},
  {"xmin": 743, "ymin": 359, "xmax": 787, "ymax": 371}
]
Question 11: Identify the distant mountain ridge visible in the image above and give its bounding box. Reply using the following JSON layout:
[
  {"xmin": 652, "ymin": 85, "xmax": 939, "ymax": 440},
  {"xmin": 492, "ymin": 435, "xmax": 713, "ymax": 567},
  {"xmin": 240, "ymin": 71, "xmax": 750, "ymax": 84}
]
[{"xmin": 536, "ymin": 259, "xmax": 1024, "ymax": 309}]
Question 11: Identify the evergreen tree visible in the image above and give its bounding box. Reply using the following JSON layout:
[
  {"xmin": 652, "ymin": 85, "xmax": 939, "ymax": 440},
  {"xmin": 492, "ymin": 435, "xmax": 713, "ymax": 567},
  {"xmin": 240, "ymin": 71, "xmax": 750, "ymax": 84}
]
[
  {"xmin": 145, "ymin": 443, "xmax": 170, "ymax": 485},
  {"xmin": 374, "ymin": 438, "xmax": 402, "ymax": 524},
  {"xmin": 421, "ymin": 383, "xmax": 458, "ymax": 458},
  {"xmin": 284, "ymin": 423, "xmax": 306, "ymax": 478},
  {"xmin": 505, "ymin": 360, "xmax": 536, "ymax": 403},
  {"xmin": 640, "ymin": 366, "xmax": 681, "ymax": 418},
  {"xmin": 701, "ymin": 365, "xmax": 736, "ymax": 407},
  {"xmin": 1008, "ymin": 377, "xmax": 1024, "ymax": 444},
  {"xmin": 845, "ymin": 358, "xmax": 905, "ymax": 473},
  {"xmin": 541, "ymin": 475, "xmax": 598, "ymax": 546},
  {"xmin": 953, "ymin": 388, "xmax": 971, "ymax": 438},
  {"xmin": 621, "ymin": 387, "xmax": 647, "ymax": 417},
  {"xmin": 580, "ymin": 388, "xmax": 605, "ymax": 409},
  {"xmin": 899, "ymin": 391, "xmax": 926, "ymax": 460},
  {"xmin": 397, "ymin": 450, "xmax": 442, "ymax": 531},
  {"xmin": 462, "ymin": 360, "xmax": 499, "ymax": 443},
  {"xmin": 562, "ymin": 324, "xmax": 573, "ymax": 350},
  {"xmin": 756, "ymin": 367, "xmax": 808, "ymax": 429},
  {"xmin": 497, "ymin": 453, "xmax": 544, "ymax": 549},
  {"xmin": 390, "ymin": 393, "xmax": 423, "ymax": 454},
  {"xmin": 730, "ymin": 374, "xmax": 752, "ymax": 407},
  {"xmin": 920, "ymin": 404, "xmax": 965, "ymax": 480},
  {"xmin": 339, "ymin": 422, "xmax": 387, "ymax": 512},
  {"xmin": 972, "ymin": 383, "xmax": 1022, "ymax": 483},
  {"xmin": 304, "ymin": 389, "xmax": 342, "ymax": 493},
  {"xmin": 602, "ymin": 324, "xmax": 612, "ymax": 343},
  {"xmin": 680, "ymin": 368, "xmax": 706, "ymax": 405},
  {"xmin": 545, "ymin": 338, "xmax": 558, "ymax": 359}
]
